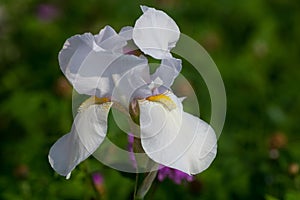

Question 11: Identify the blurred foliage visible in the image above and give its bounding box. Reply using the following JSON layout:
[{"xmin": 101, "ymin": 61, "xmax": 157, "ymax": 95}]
[{"xmin": 1, "ymin": 0, "xmax": 300, "ymax": 199}]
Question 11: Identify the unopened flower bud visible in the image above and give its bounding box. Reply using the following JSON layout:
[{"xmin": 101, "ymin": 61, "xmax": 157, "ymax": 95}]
[
  {"xmin": 54, "ymin": 76, "xmax": 72, "ymax": 98},
  {"xmin": 268, "ymin": 132, "xmax": 287, "ymax": 149},
  {"xmin": 288, "ymin": 163, "xmax": 299, "ymax": 176},
  {"xmin": 14, "ymin": 164, "xmax": 29, "ymax": 179},
  {"xmin": 92, "ymin": 172, "xmax": 105, "ymax": 196}
]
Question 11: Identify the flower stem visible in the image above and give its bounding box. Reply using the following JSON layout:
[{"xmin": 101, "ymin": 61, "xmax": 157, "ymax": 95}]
[
  {"xmin": 135, "ymin": 170, "xmax": 158, "ymax": 199},
  {"xmin": 133, "ymin": 173, "xmax": 140, "ymax": 200}
]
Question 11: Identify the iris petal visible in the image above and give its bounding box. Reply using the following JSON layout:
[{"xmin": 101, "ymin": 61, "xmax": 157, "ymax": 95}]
[
  {"xmin": 48, "ymin": 102, "xmax": 113, "ymax": 178},
  {"xmin": 119, "ymin": 26, "xmax": 133, "ymax": 40},
  {"xmin": 59, "ymin": 26, "xmax": 125, "ymax": 75},
  {"xmin": 58, "ymin": 25, "xmax": 150, "ymax": 98},
  {"xmin": 151, "ymin": 58, "xmax": 182, "ymax": 90},
  {"xmin": 139, "ymin": 93, "xmax": 217, "ymax": 175},
  {"xmin": 95, "ymin": 25, "xmax": 127, "ymax": 52},
  {"xmin": 132, "ymin": 6, "xmax": 180, "ymax": 59}
]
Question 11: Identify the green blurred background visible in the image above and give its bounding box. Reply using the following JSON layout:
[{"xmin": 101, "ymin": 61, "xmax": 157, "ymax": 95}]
[{"xmin": 1, "ymin": 0, "xmax": 300, "ymax": 199}]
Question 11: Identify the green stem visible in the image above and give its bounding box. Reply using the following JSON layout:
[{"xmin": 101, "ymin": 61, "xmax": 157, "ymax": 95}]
[
  {"xmin": 135, "ymin": 170, "xmax": 158, "ymax": 199},
  {"xmin": 133, "ymin": 173, "xmax": 140, "ymax": 200}
]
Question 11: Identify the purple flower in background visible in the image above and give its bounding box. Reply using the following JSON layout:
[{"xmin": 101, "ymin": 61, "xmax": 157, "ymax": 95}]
[
  {"xmin": 92, "ymin": 172, "xmax": 104, "ymax": 186},
  {"xmin": 128, "ymin": 134, "xmax": 137, "ymax": 169},
  {"xmin": 37, "ymin": 4, "xmax": 59, "ymax": 22},
  {"xmin": 157, "ymin": 166, "xmax": 194, "ymax": 184},
  {"xmin": 128, "ymin": 134, "xmax": 192, "ymax": 184},
  {"xmin": 92, "ymin": 172, "xmax": 105, "ymax": 196}
]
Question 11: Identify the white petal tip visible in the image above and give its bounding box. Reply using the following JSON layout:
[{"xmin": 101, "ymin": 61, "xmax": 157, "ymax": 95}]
[
  {"xmin": 140, "ymin": 5, "xmax": 150, "ymax": 13},
  {"xmin": 66, "ymin": 173, "xmax": 71, "ymax": 179},
  {"xmin": 178, "ymin": 96, "xmax": 187, "ymax": 102}
]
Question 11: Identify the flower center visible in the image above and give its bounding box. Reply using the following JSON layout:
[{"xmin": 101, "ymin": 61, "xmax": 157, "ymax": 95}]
[{"xmin": 146, "ymin": 94, "xmax": 176, "ymax": 111}]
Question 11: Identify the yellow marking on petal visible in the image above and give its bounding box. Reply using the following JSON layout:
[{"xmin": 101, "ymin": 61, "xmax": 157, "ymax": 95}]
[
  {"xmin": 79, "ymin": 96, "xmax": 111, "ymax": 112},
  {"xmin": 112, "ymin": 101, "xmax": 128, "ymax": 114},
  {"xmin": 100, "ymin": 102, "xmax": 114, "ymax": 111},
  {"xmin": 146, "ymin": 94, "xmax": 177, "ymax": 111}
]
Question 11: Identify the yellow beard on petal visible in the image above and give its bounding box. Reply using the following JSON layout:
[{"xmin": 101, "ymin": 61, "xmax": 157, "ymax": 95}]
[
  {"xmin": 146, "ymin": 94, "xmax": 177, "ymax": 111},
  {"xmin": 79, "ymin": 96, "xmax": 110, "ymax": 111}
]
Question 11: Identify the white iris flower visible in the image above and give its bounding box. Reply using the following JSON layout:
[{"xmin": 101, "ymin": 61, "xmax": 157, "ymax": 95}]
[{"xmin": 48, "ymin": 6, "xmax": 217, "ymax": 179}]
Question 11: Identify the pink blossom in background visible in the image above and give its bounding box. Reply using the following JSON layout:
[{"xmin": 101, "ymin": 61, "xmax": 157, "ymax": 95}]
[
  {"xmin": 36, "ymin": 4, "xmax": 59, "ymax": 22},
  {"xmin": 157, "ymin": 166, "xmax": 194, "ymax": 184},
  {"xmin": 92, "ymin": 172, "xmax": 104, "ymax": 186},
  {"xmin": 127, "ymin": 134, "xmax": 137, "ymax": 169},
  {"xmin": 127, "ymin": 134, "xmax": 193, "ymax": 184},
  {"xmin": 92, "ymin": 172, "xmax": 105, "ymax": 196}
]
